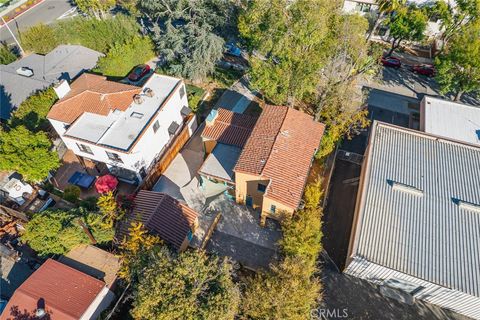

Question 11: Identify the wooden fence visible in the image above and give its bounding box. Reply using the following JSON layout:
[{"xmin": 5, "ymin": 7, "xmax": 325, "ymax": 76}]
[{"xmin": 138, "ymin": 120, "xmax": 192, "ymax": 191}]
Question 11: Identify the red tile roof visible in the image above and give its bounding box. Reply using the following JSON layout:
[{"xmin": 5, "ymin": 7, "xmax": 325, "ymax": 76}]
[
  {"xmin": 47, "ymin": 73, "xmax": 141, "ymax": 124},
  {"xmin": 234, "ymin": 105, "xmax": 325, "ymax": 209},
  {"xmin": 0, "ymin": 259, "xmax": 105, "ymax": 320},
  {"xmin": 201, "ymin": 108, "xmax": 257, "ymax": 148},
  {"xmin": 118, "ymin": 191, "xmax": 198, "ymax": 249}
]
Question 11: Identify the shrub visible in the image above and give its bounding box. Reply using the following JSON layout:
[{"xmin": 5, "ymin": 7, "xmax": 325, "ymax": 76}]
[
  {"xmin": 94, "ymin": 36, "xmax": 155, "ymax": 77},
  {"xmin": 10, "ymin": 87, "xmax": 57, "ymax": 131},
  {"xmin": 0, "ymin": 42, "xmax": 17, "ymax": 64},
  {"xmin": 21, "ymin": 23, "xmax": 59, "ymax": 54},
  {"xmin": 303, "ymin": 179, "xmax": 323, "ymax": 210},
  {"xmin": 64, "ymin": 185, "xmax": 81, "ymax": 203}
]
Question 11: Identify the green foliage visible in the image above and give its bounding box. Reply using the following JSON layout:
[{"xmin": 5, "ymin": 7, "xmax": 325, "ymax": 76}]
[
  {"xmin": 10, "ymin": 88, "xmax": 57, "ymax": 131},
  {"xmin": 303, "ymin": 179, "xmax": 323, "ymax": 210},
  {"xmin": 209, "ymin": 67, "xmax": 244, "ymax": 88},
  {"xmin": 385, "ymin": 5, "xmax": 428, "ymax": 55},
  {"xmin": 186, "ymin": 84, "xmax": 205, "ymax": 113},
  {"xmin": 64, "ymin": 185, "xmax": 81, "ymax": 203},
  {"xmin": 240, "ymin": 257, "xmax": 320, "ymax": 320},
  {"xmin": 435, "ymin": 21, "xmax": 480, "ymax": 101},
  {"xmin": 21, "ymin": 23, "xmax": 60, "ymax": 54},
  {"xmin": 96, "ymin": 191, "xmax": 124, "ymax": 227},
  {"xmin": 0, "ymin": 126, "xmax": 60, "ymax": 182},
  {"xmin": 141, "ymin": 0, "xmax": 230, "ymax": 82},
  {"xmin": 94, "ymin": 36, "xmax": 155, "ymax": 77},
  {"xmin": 130, "ymin": 247, "xmax": 240, "ymax": 320},
  {"xmin": 79, "ymin": 196, "xmax": 99, "ymax": 211},
  {"xmin": 0, "ymin": 42, "xmax": 17, "ymax": 64},
  {"xmin": 117, "ymin": 0, "xmax": 139, "ymax": 14},
  {"xmin": 239, "ymin": 0, "xmax": 336, "ymax": 105},
  {"xmin": 74, "ymin": 0, "xmax": 115, "ymax": 19},
  {"xmin": 22, "ymin": 209, "xmax": 114, "ymax": 256}
]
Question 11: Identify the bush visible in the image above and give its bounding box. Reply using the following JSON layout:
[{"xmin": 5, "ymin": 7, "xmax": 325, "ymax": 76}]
[
  {"xmin": 0, "ymin": 42, "xmax": 17, "ymax": 64},
  {"xmin": 303, "ymin": 179, "xmax": 323, "ymax": 210},
  {"xmin": 64, "ymin": 185, "xmax": 81, "ymax": 203},
  {"xmin": 186, "ymin": 84, "xmax": 205, "ymax": 113},
  {"xmin": 94, "ymin": 36, "xmax": 155, "ymax": 77},
  {"xmin": 10, "ymin": 88, "xmax": 57, "ymax": 131},
  {"xmin": 21, "ymin": 23, "xmax": 59, "ymax": 54}
]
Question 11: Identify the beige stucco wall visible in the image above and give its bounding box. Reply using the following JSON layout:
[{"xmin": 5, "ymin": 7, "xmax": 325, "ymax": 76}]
[
  {"xmin": 234, "ymin": 171, "xmax": 270, "ymax": 210},
  {"xmin": 203, "ymin": 139, "xmax": 217, "ymax": 154},
  {"xmin": 261, "ymin": 196, "xmax": 295, "ymax": 224}
]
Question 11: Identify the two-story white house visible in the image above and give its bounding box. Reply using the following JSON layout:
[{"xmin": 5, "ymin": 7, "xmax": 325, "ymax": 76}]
[{"xmin": 47, "ymin": 73, "xmax": 192, "ymax": 184}]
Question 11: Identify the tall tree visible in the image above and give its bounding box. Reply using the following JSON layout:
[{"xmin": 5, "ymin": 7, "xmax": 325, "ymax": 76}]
[
  {"xmin": 10, "ymin": 88, "xmax": 57, "ymax": 132},
  {"xmin": 74, "ymin": 0, "xmax": 116, "ymax": 19},
  {"xmin": 239, "ymin": 0, "xmax": 336, "ymax": 105},
  {"xmin": 385, "ymin": 5, "xmax": 428, "ymax": 56},
  {"xmin": 367, "ymin": 0, "xmax": 407, "ymax": 41},
  {"xmin": 0, "ymin": 126, "xmax": 59, "ymax": 182},
  {"xmin": 140, "ymin": 0, "xmax": 231, "ymax": 82},
  {"xmin": 435, "ymin": 21, "xmax": 480, "ymax": 101},
  {"xmin": 130, "ymin": 247, "xmax": 240, "ymax": 320}
]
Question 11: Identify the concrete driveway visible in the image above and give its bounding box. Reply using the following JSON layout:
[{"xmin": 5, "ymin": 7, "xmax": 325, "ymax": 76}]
[{"xmin": 215, "ymin": 76, "xmax": 258, "ymax": 113}]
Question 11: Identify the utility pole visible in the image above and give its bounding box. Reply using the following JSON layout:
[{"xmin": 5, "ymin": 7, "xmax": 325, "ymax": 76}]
[{"xmin": 1, "ymin": 16, "xmax": 25, "ymax": 56}]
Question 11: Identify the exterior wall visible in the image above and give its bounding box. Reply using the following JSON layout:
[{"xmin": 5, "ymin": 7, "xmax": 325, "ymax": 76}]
[
  {"xmin": 49, "ymin": 82, "xmax": 189, "ymax": 179},
  {"xmin": 80, "ymin": 286, "xmax": 115, "ymax": 320},
  {"xmin": 419, "ymin": 98, "xmax": 427, "ymax": 132},
  {"xmin": 204, "ymin": 139, "xmax": 217, "ymax": 154},
  {"xmin": 345, "ymin": 257, "xmax": 480, "ymax": 320},
  {"xmin": 260, "ymin": 196, "xmax": 295, "ymax": 223},
  {"xmin": 342, "ymin": 0, "xmax": 377, "ymax": 14},
  {"xmin": 234, "ymin": 171, "xmax": 270, "ymax": 210}
]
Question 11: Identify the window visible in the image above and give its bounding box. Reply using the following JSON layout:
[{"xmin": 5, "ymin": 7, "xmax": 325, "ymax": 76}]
[
  {"xmin": 77, "ymin": 143, "xmax": 93, "ymax": 155},
  {"xmin": 153, "ymin": 120, "xmax": 160, "ymax": 133},
  {"xmin": 270, "ymin": 205, "xmax": 276, "ymax": 213},
  {"xmin": 106, "ymin": 151, "xmax": 123, "ymax": 163},
  {"xmin": 355, "ymin": 2, "xmax": 371, "ymax": 12},
  {"xmin": 257, "ymin": 184, "xmax": 267, "ymax": 192},
  {"xmin": 179, "ymin": 85, "xmax": 186, "ymax": 99}
]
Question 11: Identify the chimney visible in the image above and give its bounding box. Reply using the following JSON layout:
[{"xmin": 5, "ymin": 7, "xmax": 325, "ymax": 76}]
[{"xmin": 53, "ymin": 80, "xmax": 71, "ymax": 99}]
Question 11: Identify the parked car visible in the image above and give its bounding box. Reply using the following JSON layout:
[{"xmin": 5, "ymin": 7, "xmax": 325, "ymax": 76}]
[
  {"xmin": 128, "ymin": 64, "xmax": 151, "ymax": 82},
  {"xmin": 412, "ymin": 64, "xmax": 436, "ymax": 77},
  {"xmin": 381, "ymin": 56, "xmax": 402, "ymax": 68},
  {"xmin": 225, "ymin": 42, "xmax": 242, "ymax": 57}
]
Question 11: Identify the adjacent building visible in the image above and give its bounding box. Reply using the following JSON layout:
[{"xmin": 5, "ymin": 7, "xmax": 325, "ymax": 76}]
[
  {"xmin": 118, "ymin": 190, "xmax": 199, "ymax": 252},
  {"xmin": 47, "ymin": 73, "xmax": 192, "ymax": 184},
  {"xmin": 0, "ymin": 259, "xmax": 115, "ymax": 320},
  {"xmin": 345, "ymin": 121, "xmax": 480, "ymax": 319},
  {"xmin": 0, "ymin": 45, "xmax": 102, "ymax": 119}
]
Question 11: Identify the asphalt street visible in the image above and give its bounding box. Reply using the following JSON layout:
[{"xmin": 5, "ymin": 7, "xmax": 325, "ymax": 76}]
[{"xmin": 0, "ymin": 0, "xmax": 75, "ymax": 44}]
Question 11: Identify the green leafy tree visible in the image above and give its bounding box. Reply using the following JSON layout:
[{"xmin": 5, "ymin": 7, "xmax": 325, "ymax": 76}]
[
  {"xmin": 385, "ymin": 5, "xmax": 428, "ymax": 56},
  {"xmin": 367, "ymin": 0, "xmax": 407, "ymax": 40},
  {"xmin": 131, "ymin": 247, "xmax": 240, "ymax": 320},
  {"xmin": 64, "ymin": 185, "xmax": 81, "ymax": 203},
  {"xmin": 0, "ymin": 126, "xmax": 60, "ymax": 182},
  {"xmin": 241, "ymin": 257, "xmax": 320, "ymax": 320},
  {"xmin": 0, "ymin": 42, "xmax": 17, "ymax": 64},
  {"xmin": 141, "ymin": 0, "xmax": 230, "ymax": 82},
  {"xmin": 74, "ymin": 0, "xmax": 116, "ymax": 19},
  {"xmin": 435, "ymin": 21, "xmax": 480, "ymax": 101},
  {"xmin": 97, "ymin": 191, "xmax": 125, "ymax": 227},
  {"xmin": 21, "ymin": 23, "xmax": 59, "ymax": 54},
  {"xmin": 10, "ymin": 88, "xmax": 57, "ymax": 131},
  {"xmin": 117, "ymin": 0, "xmax": 139, "ymax": 14},
  {"xmin": 95, "ymin": 36, "xmax": 155, "ymax": 77},
  {"xmin": 239, "ymin": 0, "xmax": 336, "ymax": 105},
  {"xmin": 22, "ymin": 209, "xmax": 114, "ymax": 256}
]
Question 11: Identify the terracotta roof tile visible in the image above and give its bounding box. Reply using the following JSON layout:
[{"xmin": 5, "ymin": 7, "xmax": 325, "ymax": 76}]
[
  {"xmin": 118, "ymin": 191, "xmax": 198, "ymax": 249},
  {"xmin": 201, "ymin": 108, "xmax": 257, "ymax": 147},
  {"xmin": 0, "ymin": 259, "xmax": 105, "ymax": 320},
  {"xmin": 234, "ymin": 106, "xmax": 325, "ymax": 209},
  {"xmin": 47, "ymin": 73, "xmax": 141, "ymax": 123}
]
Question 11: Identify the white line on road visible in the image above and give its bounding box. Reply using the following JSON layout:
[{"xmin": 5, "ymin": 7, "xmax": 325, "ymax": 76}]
[{"xmin": 56, "ymin": 6, "xmax": 77, "ymax": 20}]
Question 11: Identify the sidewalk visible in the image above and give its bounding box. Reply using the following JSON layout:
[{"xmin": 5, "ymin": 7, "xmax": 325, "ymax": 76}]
[{"xmin": 0, "ymin": 0, "xmax": 44, "ymax": 25}]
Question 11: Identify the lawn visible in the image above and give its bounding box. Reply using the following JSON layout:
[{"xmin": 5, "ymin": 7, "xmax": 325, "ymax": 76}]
[{"xmin": 186, "ymin": 84, "xmax": 206, "ymax": 113}]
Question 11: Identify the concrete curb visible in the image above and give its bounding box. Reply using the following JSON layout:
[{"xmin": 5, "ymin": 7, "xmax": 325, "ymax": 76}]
[{"xmin": 0, "ymin": 0, "xmax": 45, "ymax": 28}]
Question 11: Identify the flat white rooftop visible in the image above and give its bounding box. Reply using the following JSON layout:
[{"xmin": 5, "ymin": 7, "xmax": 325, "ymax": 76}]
[
  {"xmin": 65, "ymin": 74, "xmax": 180, "ymax": 151},
  {"xmin": 422, "ymin": 96, "xmax": 480, "ymax": 146}
]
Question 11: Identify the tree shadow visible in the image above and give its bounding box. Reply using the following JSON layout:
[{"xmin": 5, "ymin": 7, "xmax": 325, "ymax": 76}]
[{"xmin": 5, "ymin": 299, "xmax": 51, "ymax": 320}]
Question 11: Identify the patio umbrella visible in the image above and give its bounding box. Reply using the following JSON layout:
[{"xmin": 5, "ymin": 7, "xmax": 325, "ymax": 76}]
[{"xmin": 95, "ymin": 174, "xmax": 118, "ymax": 194}]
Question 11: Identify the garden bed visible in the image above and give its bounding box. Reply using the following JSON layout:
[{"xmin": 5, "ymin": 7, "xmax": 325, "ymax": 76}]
[{"xmin": 1, "ymin": 0, "xmax": 44, "ymax": 24}]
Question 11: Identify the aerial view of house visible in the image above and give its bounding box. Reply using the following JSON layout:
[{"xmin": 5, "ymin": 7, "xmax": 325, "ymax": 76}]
[{"xmin": 0, "ymin": 0, "xmax": 479, "ymax": 319}]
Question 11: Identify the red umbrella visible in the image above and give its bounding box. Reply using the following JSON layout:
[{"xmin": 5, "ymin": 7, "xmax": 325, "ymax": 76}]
[{"xmin": 95, "ymin": 174, "xmax": 118, "ymax": 194}]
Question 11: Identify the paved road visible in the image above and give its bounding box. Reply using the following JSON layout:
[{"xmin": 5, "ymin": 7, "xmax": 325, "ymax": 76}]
[{"xmin": 0, "ymin": 0, "xmax": 74, "ymax": 44}]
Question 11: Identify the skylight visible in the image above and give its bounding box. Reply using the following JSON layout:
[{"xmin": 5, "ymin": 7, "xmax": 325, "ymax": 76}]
[
  {"xmin": 387, "ymin": 180, "xmax": 424, "ymax": 197},
  {"xmin": 130, "ymin": 112, "xmax": 144, "ymax": 119}
]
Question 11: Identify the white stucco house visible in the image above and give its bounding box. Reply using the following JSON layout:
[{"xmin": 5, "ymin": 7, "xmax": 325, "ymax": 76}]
[{"xmin": 47, "ymin": 73, "xmax": 194, "ymax": 184}]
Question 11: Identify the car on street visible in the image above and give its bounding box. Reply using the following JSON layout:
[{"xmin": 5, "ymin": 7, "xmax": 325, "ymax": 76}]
[
  {"xmin": 128, "ymin": 64, "xmax": 151, "ymax": 82},
  {"xmin": 412, "ymin": 64, "xmax": 436, "ymax": 77},
  {"xmin": 381, "ymin": 56, "xmax": 402, "ymax": 68}
]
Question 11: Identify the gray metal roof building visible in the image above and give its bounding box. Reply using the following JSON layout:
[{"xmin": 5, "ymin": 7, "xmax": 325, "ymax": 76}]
[
  {"xmin": 346, "ymin": 121, "xmax": 480, "ymax": 319},
  {"xmin": 0, "ymin": 45, "xmax": 102, "ymax": 119}
]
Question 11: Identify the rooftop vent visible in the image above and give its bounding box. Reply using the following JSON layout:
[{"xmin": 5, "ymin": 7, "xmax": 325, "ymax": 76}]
[
  {"xmin": 131, "ymin": 112, "xmax": 144, "ymax": 119},
  {"xmin": 387, "ymin": 180, "xmax": 423, "ymax": 197},
  {"xmin": 16, "ymin": 67, "xmax": 34, "ymax": 77},
  {"xmin": 133, "ymin": 94, "xmax": 144, "ymax": 105},
  {"xmin": 452, "ymin": 198, "xmax": 480, "ymax": 213},
  {"xmin": 144, "ymin": 87, "xmax": 154, "ymax": 97}
]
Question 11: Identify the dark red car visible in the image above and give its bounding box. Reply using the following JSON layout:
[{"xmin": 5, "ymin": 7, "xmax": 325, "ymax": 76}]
[
  {"xmin": 412, "ymin": 64, "xmax": 436, "ymax": 77},
  {"xmin": 128, "ymin": 64, "xmax": 151, "ymax": 82},
  {"xmin": 381, "ymin": 56, "xmax": 402, "ymax": 68}
]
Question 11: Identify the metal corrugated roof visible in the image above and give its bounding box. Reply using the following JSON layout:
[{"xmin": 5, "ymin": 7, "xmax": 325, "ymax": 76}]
[{"xmin": 353, "ymin": 122, "xmax": 480, "ymax": 297}]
